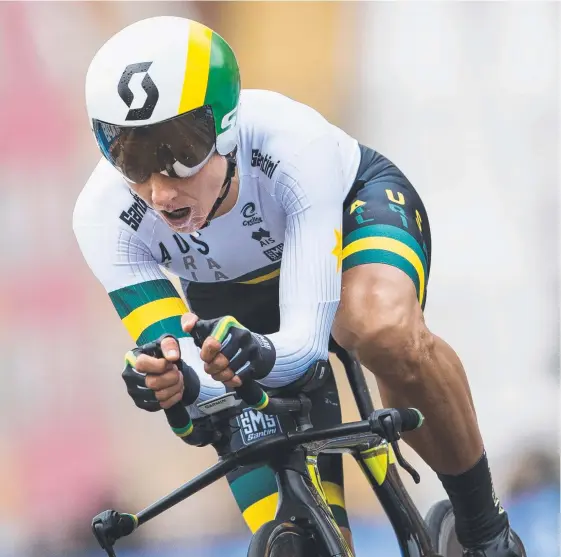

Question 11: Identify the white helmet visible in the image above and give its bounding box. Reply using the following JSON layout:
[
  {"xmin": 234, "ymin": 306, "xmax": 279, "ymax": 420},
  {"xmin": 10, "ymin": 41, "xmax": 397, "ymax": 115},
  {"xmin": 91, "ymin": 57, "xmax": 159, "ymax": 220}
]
[{"xmin": 85, "ymin": 16, "xmax": 240, "ymax": 183}]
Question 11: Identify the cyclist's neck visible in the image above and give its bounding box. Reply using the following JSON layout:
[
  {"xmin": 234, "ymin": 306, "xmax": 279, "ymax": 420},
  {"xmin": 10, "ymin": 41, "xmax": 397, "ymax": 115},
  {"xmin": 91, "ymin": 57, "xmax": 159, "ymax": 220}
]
[{"xmin": 212, "ymin": 167, "xmax": 240, "ymax": 219}]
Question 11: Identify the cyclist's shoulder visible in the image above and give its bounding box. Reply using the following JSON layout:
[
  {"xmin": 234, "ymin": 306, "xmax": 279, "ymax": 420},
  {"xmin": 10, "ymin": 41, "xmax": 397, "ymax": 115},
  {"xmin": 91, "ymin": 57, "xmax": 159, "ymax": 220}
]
[
  {"xmin": 239, "ymin": 89, "xmax": 326, "ymax": 123},
  {"xmin": 237, "ymin": 89, "xmax": 358, "ymax": 178},
  {"xmin": 73, "ymin": 158, "xmax": 154, "ymax": 240},
  {"xmin": 238, "ymin": 89, "xmax": 347, "ymax": 144},
  {"xmin": 74, "ymin": 158, "xmax": 128, "ymax": 218}
]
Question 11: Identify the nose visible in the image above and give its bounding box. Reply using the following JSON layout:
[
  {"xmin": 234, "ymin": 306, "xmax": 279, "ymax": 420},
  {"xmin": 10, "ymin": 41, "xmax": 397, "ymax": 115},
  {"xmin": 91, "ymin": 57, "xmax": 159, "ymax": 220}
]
[{"xmin": 149, "ymin": 174, "xmax": 178, "ymax": 209}]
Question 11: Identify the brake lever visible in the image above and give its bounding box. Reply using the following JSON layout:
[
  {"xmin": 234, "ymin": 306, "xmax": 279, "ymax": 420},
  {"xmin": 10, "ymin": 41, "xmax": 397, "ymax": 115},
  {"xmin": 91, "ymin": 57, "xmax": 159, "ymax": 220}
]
[
  {"xmin": 391, "ymin": 440, "xmax": 421, "ymax": 484},
  {"xmin": 373, "ymin": 411, "xmax": 421, "ymax": 484}
]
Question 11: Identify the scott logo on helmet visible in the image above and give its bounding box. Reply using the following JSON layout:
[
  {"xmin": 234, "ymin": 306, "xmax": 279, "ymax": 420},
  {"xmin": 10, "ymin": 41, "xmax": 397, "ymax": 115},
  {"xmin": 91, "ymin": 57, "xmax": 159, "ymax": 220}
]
[
  {"xmin": 117, "ymin": 62, "xmax": 159, "ymax": 121},
  {"xmin": 221, "ymin": 107, "xmax": 238, "ymax": 131}
]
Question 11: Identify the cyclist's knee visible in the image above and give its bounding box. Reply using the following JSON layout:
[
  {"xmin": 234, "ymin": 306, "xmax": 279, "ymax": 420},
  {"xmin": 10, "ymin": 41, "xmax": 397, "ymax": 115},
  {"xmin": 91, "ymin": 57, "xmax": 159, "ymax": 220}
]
[
  {"xmin": 333, "ymin": 264, "xmax": 434, "ymax": 385},
  {"xmin": 339, "ymin": 308, "xmax": 430, "ymax": 376}
]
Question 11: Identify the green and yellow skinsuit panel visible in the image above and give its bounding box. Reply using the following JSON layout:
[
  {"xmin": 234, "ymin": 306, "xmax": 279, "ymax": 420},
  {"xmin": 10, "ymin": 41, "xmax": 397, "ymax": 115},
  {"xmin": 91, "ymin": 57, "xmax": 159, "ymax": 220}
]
[
  {"xmin": 234, "ymin": 262, "xmax": 281, "ymax": 285},
  {"xmin": 108, "ymin": 278, "xmax": 190, "ymax": 345},
  {"xmin": 225, "ymin": 367, "xmax": 349, "ymax": 536},
  {"xmin": 228, "ymin": 463, "xmax": 349, "ymax": 535},
  {"xmin": 341, "ymin": 146, "xmax": 432, "ymax": 309},
  {"xmin": 306, "ymin": 455, "xmax": 350, "ymax": 531}
]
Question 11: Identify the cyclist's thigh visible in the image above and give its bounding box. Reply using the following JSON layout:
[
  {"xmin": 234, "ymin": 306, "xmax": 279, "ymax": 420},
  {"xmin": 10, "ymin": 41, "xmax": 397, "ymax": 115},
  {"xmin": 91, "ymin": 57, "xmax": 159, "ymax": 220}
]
[
  {"xmin": 342, "ymin": 145, "xmax": 432, "ymax": 308},
  {"xmin": 226, "ymin": 424, "xmax": 281, "ymax": 534},
  {"xmin": 226, "ymin": 366, "xmax": 351, "ymax": 533}
]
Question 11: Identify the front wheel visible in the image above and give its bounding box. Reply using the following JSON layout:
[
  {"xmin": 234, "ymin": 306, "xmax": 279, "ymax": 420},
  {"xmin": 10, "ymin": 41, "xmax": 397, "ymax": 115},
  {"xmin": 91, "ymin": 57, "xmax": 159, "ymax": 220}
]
[
  {"xmin": 425, "ymin": 499, "xmax": 463, "ymax": 556},
  {"xmin": 247, "ymin": 520, "xmax": 320, "ymax": 557}
]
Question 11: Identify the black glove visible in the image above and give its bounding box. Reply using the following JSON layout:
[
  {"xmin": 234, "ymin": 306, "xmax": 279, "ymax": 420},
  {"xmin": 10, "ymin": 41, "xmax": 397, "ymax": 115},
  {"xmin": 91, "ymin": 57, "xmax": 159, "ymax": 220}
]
[
  {"xmin": 191, "ymin": 316, "xmax": 276, "ymax": 381},
  {"xmin": 121, "ymin": 334, "xmax": 200, "ymax": 412}
]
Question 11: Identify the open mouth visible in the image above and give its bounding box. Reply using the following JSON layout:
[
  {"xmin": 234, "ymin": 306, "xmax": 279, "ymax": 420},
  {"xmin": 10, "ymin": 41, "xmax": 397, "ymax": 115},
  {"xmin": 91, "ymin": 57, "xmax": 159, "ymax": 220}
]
[{"xmin": 162, "ymin": 207, "xmax": 191, "ymax": 221}]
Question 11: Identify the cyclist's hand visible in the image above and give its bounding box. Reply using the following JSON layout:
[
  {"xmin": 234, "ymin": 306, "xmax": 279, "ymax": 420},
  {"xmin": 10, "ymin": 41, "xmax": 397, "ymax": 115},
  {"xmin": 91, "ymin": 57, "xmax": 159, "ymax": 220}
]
[
  {"xmin": 182, "ymin": 313, "xmax": 241, "ymax": 388},
  {"xmin": 122, "ymin": 336, "xmax": 184, "ymax": 411},
  {"xmin": 181, "ymin": 313, "xmax": 275, "ymax": 388}
]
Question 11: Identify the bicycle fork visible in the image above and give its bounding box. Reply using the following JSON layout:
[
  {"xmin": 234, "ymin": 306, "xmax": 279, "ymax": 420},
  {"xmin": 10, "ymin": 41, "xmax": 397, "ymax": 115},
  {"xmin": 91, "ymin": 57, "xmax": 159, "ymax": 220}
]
[
  {"xmin": 356, "ymin": 442, "xmax": 439, "ymax": 557},
  {"xmin": 272, "ymin": 448, "xmax": 353, "ymax": 557}
]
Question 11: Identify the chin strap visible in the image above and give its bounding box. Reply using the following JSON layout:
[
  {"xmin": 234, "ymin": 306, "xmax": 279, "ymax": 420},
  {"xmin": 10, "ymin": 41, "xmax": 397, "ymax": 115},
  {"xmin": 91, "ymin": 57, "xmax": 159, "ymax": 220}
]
[{"xmin": 201, "ymin": 147, "xmax": 237, "ymax": 229}]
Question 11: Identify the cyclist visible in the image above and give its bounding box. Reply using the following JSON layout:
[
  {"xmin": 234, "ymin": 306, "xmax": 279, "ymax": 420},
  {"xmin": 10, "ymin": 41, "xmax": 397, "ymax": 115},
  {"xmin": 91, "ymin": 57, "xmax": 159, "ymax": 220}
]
[{"xmin": 74, "ymin": 16, "xmax": 526, "ymax": 557}]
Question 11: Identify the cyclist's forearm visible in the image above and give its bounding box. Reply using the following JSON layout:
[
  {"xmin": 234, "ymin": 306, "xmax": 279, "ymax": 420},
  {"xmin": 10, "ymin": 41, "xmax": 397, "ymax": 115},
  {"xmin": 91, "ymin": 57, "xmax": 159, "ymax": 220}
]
[{"xmin": 261, "ymin": 214, "xmax": 341, "ymax": 385}]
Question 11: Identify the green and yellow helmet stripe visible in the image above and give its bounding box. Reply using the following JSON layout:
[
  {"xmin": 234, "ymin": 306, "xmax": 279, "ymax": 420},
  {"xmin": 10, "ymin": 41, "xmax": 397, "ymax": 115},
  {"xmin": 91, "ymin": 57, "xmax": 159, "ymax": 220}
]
[
  {"xmin": 205, "ymin": 32, "xmax": 240, "ymax": 134},
  {"xmin": 179, "ymin": 21, "xmax": 213, "ymax": 114},
  {"xmin": 178, "ymin": 21, "xmax": 240, "ymax": 140}
]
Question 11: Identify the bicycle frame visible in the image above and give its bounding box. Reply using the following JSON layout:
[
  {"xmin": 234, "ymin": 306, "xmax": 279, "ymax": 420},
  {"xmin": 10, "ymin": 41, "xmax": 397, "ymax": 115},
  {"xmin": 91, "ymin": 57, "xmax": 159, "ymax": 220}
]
[
  {"xmin": 333, "ymin": 348, "xmax": 435, "ymax": 556},
  {"xmin": 93, "ymin": 349, "xmax": 439, "ymax": 557},
  {"xmin": 265, "ymin": 447, "xmax": 354, "ymax": 557},
  {"xmin": 298, "ymin": 437, "xmax": 433, "ymax": 556}
]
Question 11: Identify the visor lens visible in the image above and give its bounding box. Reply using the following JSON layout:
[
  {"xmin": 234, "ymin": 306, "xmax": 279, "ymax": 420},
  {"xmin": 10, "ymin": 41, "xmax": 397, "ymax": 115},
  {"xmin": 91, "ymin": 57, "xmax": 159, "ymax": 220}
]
[{"xmin": 93, "ymin": 106, "xmax": 216, "ymax": 183}]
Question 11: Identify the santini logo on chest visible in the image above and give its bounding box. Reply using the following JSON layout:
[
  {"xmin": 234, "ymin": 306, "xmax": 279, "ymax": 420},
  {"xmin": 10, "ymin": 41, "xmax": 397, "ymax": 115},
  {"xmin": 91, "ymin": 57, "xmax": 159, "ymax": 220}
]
[{"xmin": 251, "ymin": 149, "xmax": 280, "ymax": 179}]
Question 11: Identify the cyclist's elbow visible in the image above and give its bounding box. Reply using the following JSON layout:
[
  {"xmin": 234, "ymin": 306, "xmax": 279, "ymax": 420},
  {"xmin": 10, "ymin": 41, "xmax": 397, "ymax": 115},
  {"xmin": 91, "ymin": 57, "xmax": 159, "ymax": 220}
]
[{"xmin": 260, "ymin": 337, "xmax": 327, "ymax": 388}]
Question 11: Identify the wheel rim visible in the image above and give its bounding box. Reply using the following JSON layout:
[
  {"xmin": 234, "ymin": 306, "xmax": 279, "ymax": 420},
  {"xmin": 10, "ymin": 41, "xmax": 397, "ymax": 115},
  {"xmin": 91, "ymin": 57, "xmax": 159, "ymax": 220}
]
[
  {"xmin": 269, "ymin": 531, "xmax": 311, "ymax": 557},
  {"xmin": 438, "ymin": 511, "xmax": 463, "ymax": 557}
]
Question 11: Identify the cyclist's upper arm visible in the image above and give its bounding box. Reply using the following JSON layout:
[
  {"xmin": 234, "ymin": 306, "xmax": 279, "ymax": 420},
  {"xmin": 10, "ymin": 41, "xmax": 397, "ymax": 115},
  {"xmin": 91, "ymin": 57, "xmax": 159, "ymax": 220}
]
[
  {"xmin": 73, "ymin": 162, "xmax": 225, "ymax": 402},
  {"xmin": 73, "ymin": 163, "xmax": 188, "ymax": 345},
  {"xmin": 259, "ymin": 134, "xmax": 346, "ymax": 387}
]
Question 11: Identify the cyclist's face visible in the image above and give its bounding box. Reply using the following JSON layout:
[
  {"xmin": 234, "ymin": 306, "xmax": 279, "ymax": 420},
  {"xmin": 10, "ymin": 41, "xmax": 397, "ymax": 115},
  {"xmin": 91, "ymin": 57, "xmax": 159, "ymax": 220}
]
[{"xmin": 128, "ymin": 153, "xmax": 226, "ymax": 234}]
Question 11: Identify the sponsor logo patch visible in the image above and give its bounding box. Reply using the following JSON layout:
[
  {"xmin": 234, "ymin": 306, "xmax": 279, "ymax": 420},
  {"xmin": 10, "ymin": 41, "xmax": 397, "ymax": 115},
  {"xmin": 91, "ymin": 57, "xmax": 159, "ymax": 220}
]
[
  {"xmin": 263, "ymin": 243, "xmax": 284, "ymax": 262},
  {"xmin": 119, "ymin": 191, "xmax": 148, "ymax": 231},
  {"xmin": 238, "ymin": 407, "xmax": 282, "ymax": 445},
  {"xmin": 251, "ymin": 149, "xmax": 280, "ymax": 179},
  {"xmin": 241, "ymin": 201, "xmax": 263, "ymax": 226}
]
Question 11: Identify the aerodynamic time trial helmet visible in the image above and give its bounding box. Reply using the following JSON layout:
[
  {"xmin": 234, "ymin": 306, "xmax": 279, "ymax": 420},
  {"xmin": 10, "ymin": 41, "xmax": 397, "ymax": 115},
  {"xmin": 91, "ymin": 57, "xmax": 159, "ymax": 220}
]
[{"xmin": 85, "ymin": 16, "xmax": 240, "ymax": 184}]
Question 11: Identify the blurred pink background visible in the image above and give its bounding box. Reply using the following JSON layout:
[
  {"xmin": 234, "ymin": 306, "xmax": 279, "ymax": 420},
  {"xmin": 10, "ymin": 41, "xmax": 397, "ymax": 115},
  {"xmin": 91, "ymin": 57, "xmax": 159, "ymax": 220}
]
[{"xmin": 0, "ymin": 3, "xmax": 558, "ymax": 556}]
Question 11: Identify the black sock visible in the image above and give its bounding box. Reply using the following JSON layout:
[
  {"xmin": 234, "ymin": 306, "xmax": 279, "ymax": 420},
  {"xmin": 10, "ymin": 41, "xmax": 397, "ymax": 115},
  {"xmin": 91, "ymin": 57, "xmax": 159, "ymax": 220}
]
[{"xmin": 437, "ymin": 451, "xmax": 508, "ymax": 548}]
